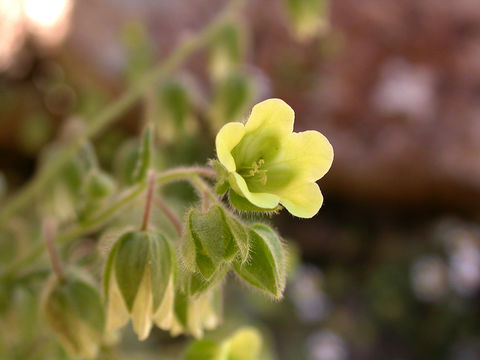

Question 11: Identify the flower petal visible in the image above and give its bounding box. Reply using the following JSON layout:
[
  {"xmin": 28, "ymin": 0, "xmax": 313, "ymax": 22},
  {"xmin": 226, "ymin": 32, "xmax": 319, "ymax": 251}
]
[
  {"xmin": 106, "ymin": 272, "xmax": 129, "ymax": 333},
  {"xmin": 272, "ymin": 130, "xmax": 333, "ymax": 182},
  {"xmin": 230, "ymin": 173, "xmax": 279, "ymax": 209},
  {"xmin": 153, "ymin": 276, "xmax": 175, "ymax": 330},
  {"xmin": 244, "ymin": 98, "xmax": 294, "ymax": 136},
  {"xmin": 131, "ymin": 268, "xmax": 153, "ymax": 341},
  {"xmin": 215, "ymin": 122, "xmax": 246, "ymax": 172},
  {"xmin": 278, "ymin": 181, "xmax": 324, "ymax": 218}
]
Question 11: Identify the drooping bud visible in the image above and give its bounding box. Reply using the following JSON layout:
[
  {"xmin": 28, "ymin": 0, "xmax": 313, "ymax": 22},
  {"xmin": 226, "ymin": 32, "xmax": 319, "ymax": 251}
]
[
  {"xmin": 233, "ymin": 224, "xmax": 286, "ymax": 299},
  {"xmin": 181, "ymin": 205, "xmax": 249, "ymax": 283},
  {"xmin": 104, "ymin": 230, "xmax": 176, "ymax": 341},
  {"xmin": 42, "ymin": 271, "xmax": 105, "ymax": 359},
  {"xmin": 170, "ymin": 285, "xmax": 223, "ymax": 339}
]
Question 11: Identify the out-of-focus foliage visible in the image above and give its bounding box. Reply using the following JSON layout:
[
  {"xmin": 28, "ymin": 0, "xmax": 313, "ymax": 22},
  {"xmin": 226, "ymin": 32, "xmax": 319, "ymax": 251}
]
[{"xmin": 2, "ymin": 0, "xmax": 480, "ymax": 359}]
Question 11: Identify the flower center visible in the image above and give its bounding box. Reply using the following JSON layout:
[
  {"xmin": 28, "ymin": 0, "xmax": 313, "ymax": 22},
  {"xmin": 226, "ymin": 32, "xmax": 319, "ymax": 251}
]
[{"xmin": 238, "ymin": 158, "xmax": 268, "ymax": 186}]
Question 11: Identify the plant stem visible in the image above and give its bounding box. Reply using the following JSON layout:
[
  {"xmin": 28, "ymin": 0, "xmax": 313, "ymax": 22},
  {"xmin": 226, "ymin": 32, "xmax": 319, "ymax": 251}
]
[
  {"xmin": 154, "ymin": 199, "xmax": 183, "ymax": 236},
  {"xmin": 191, "ymin": 175, "xmax": 220, "ymax": 205},
  {"xmin": 141, "ymin": 171, "xmax": 156, "ymax": 231},
  {"xmin": 202, "ymin": 190, "xmax": 210, "ymax": 212},
  {"xmin": 43, "ymin": 219, "xmax": 65, "ymax": 281},
  {"xmin": 0, "ymin": 0, "xmax": 241, "ymax": 227},
  {"xmin": 0, "ymin": 166, "xmax": 215, "ymax": 280}
]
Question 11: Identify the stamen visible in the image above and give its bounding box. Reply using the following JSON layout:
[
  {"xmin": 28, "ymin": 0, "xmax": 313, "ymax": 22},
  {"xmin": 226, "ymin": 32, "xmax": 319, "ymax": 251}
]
[{"xmin": 240, "ymin": 158, "xmax": 268, "ymax": 185}]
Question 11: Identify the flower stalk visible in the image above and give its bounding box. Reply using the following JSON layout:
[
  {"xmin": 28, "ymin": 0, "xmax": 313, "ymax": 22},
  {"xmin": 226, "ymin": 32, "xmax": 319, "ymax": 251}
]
[
  {"xmin": 43, "ymin": 218, "xmax": 64, "ymax": 282},
  {"xmin": 154, "ymin": 198, "xmax": 183, "ymax": 236},
  {"xmin": 141, "ymin": 171, "xmax": 157, "ymax": 231}
]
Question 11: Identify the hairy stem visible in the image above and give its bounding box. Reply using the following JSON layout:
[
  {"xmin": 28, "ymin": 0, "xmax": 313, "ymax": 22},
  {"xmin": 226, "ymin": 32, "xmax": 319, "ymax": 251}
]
[
  {"xmin": 0, "ymin": 0, "xmax": 242, "ymax": 227},
  {"xmin": 0, "ymin": 166, "xmax": 215, "ymax": 280},
  {"xmin": 202, "ymin": 191, "xmax": 211, "ymax": 212},
  {"xmin": 191, "ymin": 175, "xmax": 221, "ymax": 205},
  {"xmin": 141, "ymin": 171, "xmax": 156, "ymax": 231},
  {"xmin": 43, "ymin": 219, "xmax": 64, "ymax": 281},
  {"xmin": 154, "ymin": 199, "xmax": 183, "ymax": 236}
]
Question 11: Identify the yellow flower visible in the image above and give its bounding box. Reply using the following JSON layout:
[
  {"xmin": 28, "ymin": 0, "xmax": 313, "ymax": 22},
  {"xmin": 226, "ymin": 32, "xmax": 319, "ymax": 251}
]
[{"xmin": 215, "ymin": 98, "xmax": 333, "ymax": 218}]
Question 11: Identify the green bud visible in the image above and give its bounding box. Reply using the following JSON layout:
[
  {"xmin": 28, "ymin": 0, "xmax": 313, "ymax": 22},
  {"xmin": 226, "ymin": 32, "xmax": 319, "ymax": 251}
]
[
  {"xmin": 233, "ymin": 224, "xmax": 286, "ymax": 299},
  {"xmin": 84, "ymin": 169, "xmax": 116, "ymax": 200},
  {"xmin": 211, "ymin": 71, "xmax": 253, "ymax": 126},
  {"xmin": 113, "ymin": 139, "xmax": 140, "ymax": 186},
  {"xmin": 208, "ymin": 22, "xmax": 246, "ymax": 81},
  {"xmin": 132, "ymin": 124, "xmax": 153, "ymax": 183},
  {"xmin": 42, "ymin": 272, "xmax": 105, "ymax": 359},
  {"xmin": 285, "ymin": 0, "xmax": 329, "ymax": 40},
  {"xmin": 160, "ymin": 79, "xmax": 191, "ymax": 131},
  {"xmin": 182, "ymin": 206, "xmax": 249, "ymax": 280},
  {"xmin": 104, "ymin": 230, "xmax": 176, "ymax": 340}
]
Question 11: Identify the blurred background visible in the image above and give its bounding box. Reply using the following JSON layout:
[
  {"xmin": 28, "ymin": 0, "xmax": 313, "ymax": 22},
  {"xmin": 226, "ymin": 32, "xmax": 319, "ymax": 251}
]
[{"xmin": 2, "ymin": 0, "xmax": 480, "ymax": 359}]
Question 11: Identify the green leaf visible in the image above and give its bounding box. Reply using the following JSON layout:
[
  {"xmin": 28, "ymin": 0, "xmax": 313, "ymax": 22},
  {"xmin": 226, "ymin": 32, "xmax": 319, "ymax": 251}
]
[
  {"xmin": 215, "ymin": 72, "xmax": 252, "ymax": 121},
  {"xmin": 185, "ymin": 339, "xmax": 221, "ymax": 360},
  {"xmin": 114, "ymin": 231, "xmax": 149, "ymax": 311},
  {"xmin": 148, "ymin": 233, "xmax": 175, "ymax": 311},
  {"xmin": 188, "ymin": 263, "xmax": 228, "ymax": 297},
  {"xmin": 132, "ymin": 124, "xmax": 153, "ymax": 183},
  {"xmin": 161, "ymin": 79, "xmax": 190, "ymax": 130},
  {"xmin": 229, "ymin": 190, "xmax": 282, "ymax": 213},
  {"xmin": 250, "ymin": 224, "xmax": 286, "ymax": 293},
  {"xmin": 233, "ymin": 224, "xmax": 285, "ymax": 298}
]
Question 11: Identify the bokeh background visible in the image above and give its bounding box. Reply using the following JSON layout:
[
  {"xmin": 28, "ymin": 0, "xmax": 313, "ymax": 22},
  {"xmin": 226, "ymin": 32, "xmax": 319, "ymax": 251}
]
[{"xmin": 2, "ymin": 0, "xmax": 480, "ymax": 359}]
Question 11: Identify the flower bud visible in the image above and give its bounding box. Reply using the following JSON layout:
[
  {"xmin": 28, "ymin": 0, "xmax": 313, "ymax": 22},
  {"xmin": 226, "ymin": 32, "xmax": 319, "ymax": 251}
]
[
  {"xmin": 170, "ymin": 286, "xmax": 223, "ymax": 339},
  {"xmin": 285, "ymin": 0, "xmax": 330, "ymax": 41},
  {"xmin": 233, "ymin": 224, "xmax": 287, "ymax": 299},
  {"xmin": 208, "ymin": 22, "xmax": 245, "ymax": 82},
  {"xmin": 104, "ymin": 230, "xmax": 176, "ymax": 341},
  {"xmin": 210, "ymin": 71, "xmax": 253, "ymax": 128},
  {"xmin": 42, "ymin": 272, "xmax": 105, "ymax": 359},
  {"xmin": 181, "ymin": 205, "xmax": 249, "ymax": 281},
  {"xmin": 84, "ymin": 168, "xmax": 116, "ymax": 200}
]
